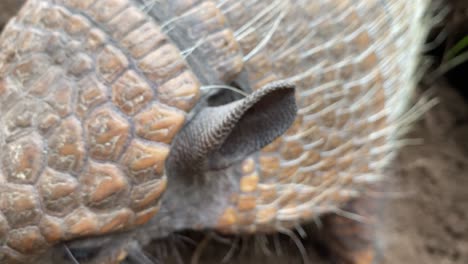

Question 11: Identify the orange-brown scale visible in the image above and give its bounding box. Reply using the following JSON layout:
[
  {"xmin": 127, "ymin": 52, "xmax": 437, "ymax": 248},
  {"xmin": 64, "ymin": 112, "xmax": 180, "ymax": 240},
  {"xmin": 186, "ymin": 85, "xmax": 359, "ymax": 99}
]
[
  {"xmin": 0, "ymin": 0, "xmax": 424, "ymax": 261},
  {"xmin": 155, "ymin": 1, "xmax": 244, "ymax": 84},
  {"xmin": 0, "ymin": 0, "xmax": 203, "ymax": 259},
  {"xmin": 213, "ymin": 0, "xmax": 409, "ymax": 233}
]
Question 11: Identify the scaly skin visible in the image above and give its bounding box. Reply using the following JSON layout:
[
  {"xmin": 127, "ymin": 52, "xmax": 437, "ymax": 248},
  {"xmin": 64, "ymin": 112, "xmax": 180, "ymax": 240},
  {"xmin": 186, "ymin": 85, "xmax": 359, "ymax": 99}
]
[
  {"xmin": 214, "ymin": 0, "xmax": 427, "ymax": 232},
  {"xmin": 0, "ymin": 0, "xmax": 428, "ymax": 263},
  {"xmin": 0, "ymin": 0, "xmax": 202, "ymax": 261}
]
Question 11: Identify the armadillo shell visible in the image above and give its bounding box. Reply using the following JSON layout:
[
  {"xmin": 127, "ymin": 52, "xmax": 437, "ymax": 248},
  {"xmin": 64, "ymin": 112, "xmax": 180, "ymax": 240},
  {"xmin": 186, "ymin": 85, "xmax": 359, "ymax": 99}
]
[
  {"xmin": 213, "ymin": 0, "xmax": 427, "ymax": 233},
  {"xmin": 0, "ymin": 0, "xmax": 428, "ymax": 262},
  {"xmin": 0, "ymin": 0, "xmax": 218, "ymax": 260}
]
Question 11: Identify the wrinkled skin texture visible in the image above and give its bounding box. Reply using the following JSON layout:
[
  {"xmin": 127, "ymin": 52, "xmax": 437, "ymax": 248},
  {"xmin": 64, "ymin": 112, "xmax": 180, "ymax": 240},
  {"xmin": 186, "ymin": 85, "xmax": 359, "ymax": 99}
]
[{"xmin": 0, "ymin": 0, "xmax": 429, "ymax": 263}]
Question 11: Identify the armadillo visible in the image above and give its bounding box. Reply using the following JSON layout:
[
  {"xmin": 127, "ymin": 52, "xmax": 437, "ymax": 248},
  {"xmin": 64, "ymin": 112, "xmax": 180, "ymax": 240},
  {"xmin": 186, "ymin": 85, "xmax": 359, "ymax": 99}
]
[{"xmin": 0, "ymin": 0, "xmax": 429, "ymax": 263}]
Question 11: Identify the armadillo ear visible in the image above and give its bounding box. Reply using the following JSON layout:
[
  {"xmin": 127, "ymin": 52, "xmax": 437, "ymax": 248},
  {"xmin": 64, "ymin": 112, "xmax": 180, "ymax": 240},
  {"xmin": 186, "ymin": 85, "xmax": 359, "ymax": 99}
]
[{"xmin": 167, "ymin": 81, "xmax": 296, "ymax": 177}]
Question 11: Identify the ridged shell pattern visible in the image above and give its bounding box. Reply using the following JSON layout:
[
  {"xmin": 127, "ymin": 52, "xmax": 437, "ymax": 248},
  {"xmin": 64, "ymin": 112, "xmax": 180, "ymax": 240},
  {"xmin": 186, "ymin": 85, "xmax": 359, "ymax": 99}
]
[
  {"xmin": 0, "ymin": 0, "xmax": 429, "ymax": 262},
  {"xmin": 213, "ymin": 0, "xmax": 428, "ymax": 233},
  {"xmin": 0, "ymin": 0, "xmax": 201, "ymax": 260}
]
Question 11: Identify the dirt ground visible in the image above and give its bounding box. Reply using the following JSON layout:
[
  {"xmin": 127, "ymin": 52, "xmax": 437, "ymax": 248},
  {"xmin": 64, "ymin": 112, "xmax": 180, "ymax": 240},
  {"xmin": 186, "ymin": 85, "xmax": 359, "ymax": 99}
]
[
  {"xmin": 1, "ymin": 1, "xmax": 468, "ymax": 264},
  {"xmin": 376, "ymin": 1, "xmax": 468, "ymax": 262},
  {"xmin": 0, "ymin": 0, "xmax": 22, "ymax": 30},
  {"xmin": 377, "ymin": 81, "xmax": 468, "ymax": 264}
]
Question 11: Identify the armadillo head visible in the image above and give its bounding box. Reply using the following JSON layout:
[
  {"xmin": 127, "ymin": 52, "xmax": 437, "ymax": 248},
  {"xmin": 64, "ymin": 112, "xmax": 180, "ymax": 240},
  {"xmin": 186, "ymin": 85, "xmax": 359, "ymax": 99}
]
[{"xmin": 0, "ymin": 0, "xmax": 428, "ymax": 262}]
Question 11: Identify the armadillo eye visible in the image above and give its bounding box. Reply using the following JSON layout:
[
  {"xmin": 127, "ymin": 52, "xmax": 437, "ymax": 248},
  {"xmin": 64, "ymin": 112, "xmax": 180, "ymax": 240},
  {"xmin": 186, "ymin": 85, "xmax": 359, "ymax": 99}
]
[
  {"xmin": 206, "ymin": 85, "xmax": 244, "ymax": 106},
  {"xmin": 206, "ymin": 69, "xmax": 252, "ymax": 106}
]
